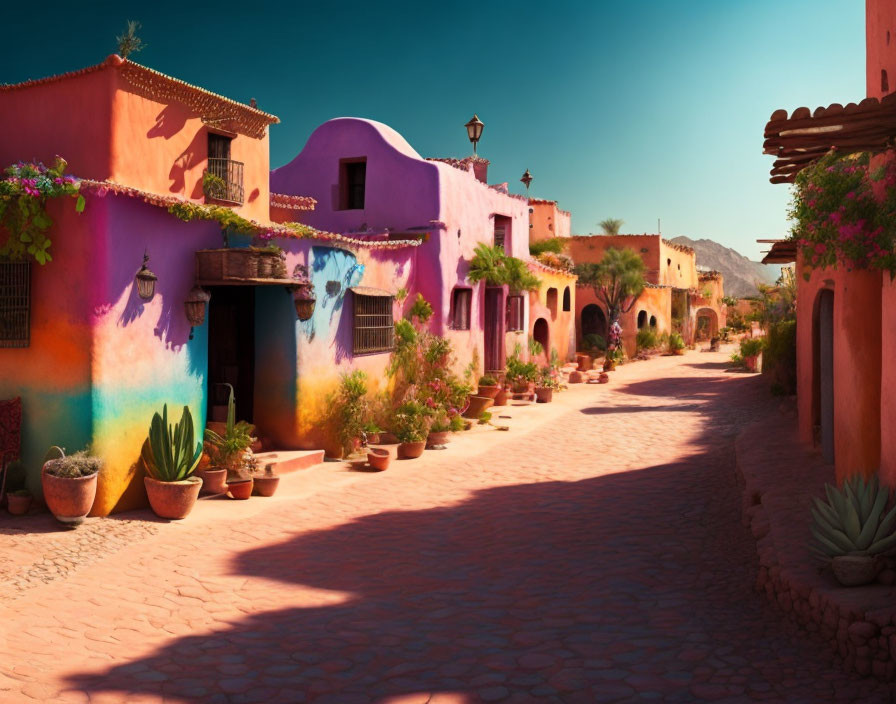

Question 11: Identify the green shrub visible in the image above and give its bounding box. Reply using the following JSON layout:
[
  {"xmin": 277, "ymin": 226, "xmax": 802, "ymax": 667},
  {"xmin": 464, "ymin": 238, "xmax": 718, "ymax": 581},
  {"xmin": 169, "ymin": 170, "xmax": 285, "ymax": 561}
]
[
  {"xmin": 667, "ymin": 333, "xmax": 685, "ymax": 352},
  {"xmin": 408, "ymin": 293, "xmax": 433, "ymax": 324},
  {"xmin": 763, "ymin": 320, "xmax": 797, "ymax": 395},
  {"xmin": 478, "ymin": 375, "xmax": 498, "ymax": 386},
  {"xmin": 636, "ymin": 328, "xmax": 658, "ymax": 351},
  {"xmin": 740, "ymin": 337, "xmax": 765, "ymax": 358},
  {"xmin": 529, "ymin": 237, "xmax": 566, "ymax": 256},
  {"xmin": 583, "ymin": 333, "xmax": 606, "ymax": 352},
  {"xmin": 393, "ymin": 400, "xmax": 429, "ymax": 443}
]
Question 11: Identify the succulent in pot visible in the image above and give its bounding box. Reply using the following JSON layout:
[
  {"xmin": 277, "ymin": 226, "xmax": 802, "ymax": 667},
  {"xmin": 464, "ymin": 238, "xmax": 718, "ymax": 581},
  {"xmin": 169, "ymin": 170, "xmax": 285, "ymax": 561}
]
[
  {"xmin": 7, "ymin": 488, "xmax": 33, "ymax": 515},
  {"xmin": 477, "ymin": 375, "xmax": 500, "ymax": 399},
  {"xmin": 41, "ymin": 447, "xmax": 101, "ymax": 526},
  {"xmin": 810, "ymin": 474, "xmax": 896, "ymax": 586},
  {"xmin": 204, "ymin": 385, "xmax": 257, "ymax": 499},
  {"xmin": 141, "ymin": 404, "xmax": 204, "ymax": 519}
]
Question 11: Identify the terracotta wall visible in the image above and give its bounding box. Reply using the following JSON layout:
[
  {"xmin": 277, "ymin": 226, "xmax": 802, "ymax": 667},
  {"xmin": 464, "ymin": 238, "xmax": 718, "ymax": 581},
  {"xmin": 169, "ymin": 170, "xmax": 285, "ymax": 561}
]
[
  {"xmin": 528, "ymin": 271, "xmax": 576, "ymax": 363},
  {"xmin": 566, "ymin": 234, "xmax": 663, "ymax": 284},
  {"xmin": 867, "ymin": 0, "xmax": 896, "ymax": 100},
  {"xmin": 0, "ymin": 66, "xmax": 114, "ymax": 178},
  {"xmin": 575, "ymin": 285, "xmax": 671, "ymax": 358},
  {"xmin": 528, "ymin": 201, "xmax": 571, "ymax": 242}
]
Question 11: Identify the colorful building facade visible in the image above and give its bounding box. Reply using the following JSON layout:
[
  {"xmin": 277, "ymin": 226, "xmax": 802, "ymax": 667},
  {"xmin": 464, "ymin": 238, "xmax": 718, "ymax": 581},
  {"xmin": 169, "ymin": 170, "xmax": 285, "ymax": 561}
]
[{"xmin": 565, "ymin": 233, "xmax": 726, "ymax": 356}]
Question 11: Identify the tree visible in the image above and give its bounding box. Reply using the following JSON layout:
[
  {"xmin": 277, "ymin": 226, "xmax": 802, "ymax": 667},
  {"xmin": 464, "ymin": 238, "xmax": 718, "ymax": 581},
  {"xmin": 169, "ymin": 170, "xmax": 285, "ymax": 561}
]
[
  {"xmin": 574, "ymin": 247, "xmax": 646, "ymax": 348},
  {"xmin": 598, "ymin": 218, "xmax": 624, "ymax": 235},
  {"xmin": 117, "ymin": 20, "xmax": 146, "ymax": 59}
]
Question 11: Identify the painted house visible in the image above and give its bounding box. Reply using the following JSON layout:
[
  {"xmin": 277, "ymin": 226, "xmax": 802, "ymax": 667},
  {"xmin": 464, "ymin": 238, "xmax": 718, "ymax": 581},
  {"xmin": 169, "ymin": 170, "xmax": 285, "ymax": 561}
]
[
  {"xmin": 0, "ymin": 57, "xmax": 425, "ymax": 514},
  {"xmin": 565, "ymin": 233, "xmax": 726, "ymax": 356},
  {"xmin": 270, "ymin": 119, "xmax": 561, "ymax": 380},
  {"xmin": 760, "ymin": 0, "xmax": 896, "ymax": 485}
]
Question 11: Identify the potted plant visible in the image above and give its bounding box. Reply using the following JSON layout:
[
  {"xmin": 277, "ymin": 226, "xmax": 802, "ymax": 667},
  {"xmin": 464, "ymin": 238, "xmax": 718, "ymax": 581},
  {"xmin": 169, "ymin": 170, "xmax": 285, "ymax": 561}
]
[
  {"xmin": 492, "ymin": 382, "xmax": 509, "ymax": 407},
  {"xmin": 141, "ymin": 404, "xmax": 204, "ymax": 519},
  {"xmin": 367, "ymin": 448, "xmax": 391, "ymax": 471},
  {"xmin": 810, "ymin": 474, "xmax": 896, "ymax": 586},
  {"xmin": 534, "ymin": 366, "xmax": 561, "ymax": 403},
  {"xmin": 427, "ymin": 411, "xmax": 464, "ymax": 449},
  {"xmin": 7, "ymin": 489, "xmax": 32, "ymax": 515},
  {"xmin": 204, "ymin": 385, "xmax": 257, "ymax": 499},
  {"xmin": 250, "ymin": 459, "xmax": 280, "ymax": 497},
  {"xmin": 329, "ymin": 371, "xmax": 369, "ymax": 459},
  {"xmin": 362, "ymin": 421, "xmax": 383, "ymax": 445},
  {"xmin": 41, "ymin": 447, "xmax": 101, "ymax": 525},
  {"xmin": 505, "ymin": 344, "xmax": 538, "ymax": 394},
  {"xmin": 393, "ymin": 400, "xmax": 429, "ymax": 459},
  {"xmin": 477, "ymin": 375, "xmax": 500, "ymax": 399},
  {"xmin": 667, "ymin": 332, "xmax": 685, "ymax": 356},
  {"xmin": 740, "ymin": 337, "xmax": 764, "ymax": 372}
]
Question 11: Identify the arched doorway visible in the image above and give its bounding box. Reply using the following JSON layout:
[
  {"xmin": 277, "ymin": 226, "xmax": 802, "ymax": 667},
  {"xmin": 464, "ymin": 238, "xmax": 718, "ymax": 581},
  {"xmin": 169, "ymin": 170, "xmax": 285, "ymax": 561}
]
[
  {"xmin": 533, "ymin": 317, "xmax": 549, "ymax": 357},
  {"xmin": 637, "ymin": 310, "xmax": 647, "ymax": 329},
  {"xmin": 581, "ymin": 304, "xmax": 607, "ymax": 342},
  {"xmin": 694, "ymin": 308, "xmax": 718, "ymax": 341},
  {"xmin": 814, "ymin": 289, "xmax": 834, "ymax": 463}
]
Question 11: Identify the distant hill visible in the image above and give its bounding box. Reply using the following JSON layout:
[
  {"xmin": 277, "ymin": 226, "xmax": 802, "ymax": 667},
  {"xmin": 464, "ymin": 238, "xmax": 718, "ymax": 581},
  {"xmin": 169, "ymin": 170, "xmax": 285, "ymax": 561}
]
[{"xmin": 670, "ymin": 236, "xmax": 781, "ymax": 298}]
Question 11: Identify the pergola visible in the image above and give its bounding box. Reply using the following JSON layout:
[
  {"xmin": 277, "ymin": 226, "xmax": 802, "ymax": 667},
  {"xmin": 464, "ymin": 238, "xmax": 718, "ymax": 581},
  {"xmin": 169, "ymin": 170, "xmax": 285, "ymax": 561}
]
[{"xmin": 763, "ymin": 93, "xmax": 896, "ymax": 183}]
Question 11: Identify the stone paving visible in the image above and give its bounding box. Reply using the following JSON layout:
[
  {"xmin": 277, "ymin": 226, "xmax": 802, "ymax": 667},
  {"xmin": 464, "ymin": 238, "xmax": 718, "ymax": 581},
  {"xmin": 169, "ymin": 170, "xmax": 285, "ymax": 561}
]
[{"xmin": 2, "ymin": 347, "xmax": 895, "ymax": 702}]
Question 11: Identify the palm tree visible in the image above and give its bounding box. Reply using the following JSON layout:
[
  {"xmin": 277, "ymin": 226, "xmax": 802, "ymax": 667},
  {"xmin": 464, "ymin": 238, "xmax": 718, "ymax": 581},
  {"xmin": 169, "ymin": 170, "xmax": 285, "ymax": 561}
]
[
  {"xmin": 117, "ymin": 21, "xmax": 146, "ymax": 59},
  {"xmin": 574, "ymin": 247, "xmax": 646, "ymax": 344},
  {"xmin": 598, "ymin": 218, "xmax": 624, "ymax": 235}
]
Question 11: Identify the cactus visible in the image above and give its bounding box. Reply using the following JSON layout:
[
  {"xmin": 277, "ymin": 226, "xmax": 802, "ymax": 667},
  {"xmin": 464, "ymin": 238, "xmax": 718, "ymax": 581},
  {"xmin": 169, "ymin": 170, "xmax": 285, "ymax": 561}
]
[
  {"xmin": 810, "ymin": 474, "xmax": 896, "ymax": 562},
  {"xmin": 142, "ymin": 404, "xmax": 202, "ymax": 482}
]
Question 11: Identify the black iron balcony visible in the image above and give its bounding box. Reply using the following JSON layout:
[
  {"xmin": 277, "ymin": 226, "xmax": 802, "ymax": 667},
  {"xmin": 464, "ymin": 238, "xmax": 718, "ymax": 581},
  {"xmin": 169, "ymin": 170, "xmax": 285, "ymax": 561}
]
[{"xmin": 204, "ymin": 158, "xmax": 245, "ymax": 205}]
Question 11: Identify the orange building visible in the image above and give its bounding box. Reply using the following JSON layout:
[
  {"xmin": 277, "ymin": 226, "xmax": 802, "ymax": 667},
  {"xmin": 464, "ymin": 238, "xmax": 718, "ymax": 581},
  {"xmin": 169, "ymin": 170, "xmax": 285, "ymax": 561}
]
[{"xmin": 566, "ymin": 234, "xmax": 726, "ymax": 356}]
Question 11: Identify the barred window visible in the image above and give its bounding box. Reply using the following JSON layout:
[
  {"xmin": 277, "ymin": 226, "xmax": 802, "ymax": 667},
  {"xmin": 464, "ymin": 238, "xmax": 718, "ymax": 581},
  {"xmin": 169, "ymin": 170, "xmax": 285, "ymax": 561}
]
[
  {"xmin": 0, "ymin": 260, "xmax": 30, "ymax": 348},
  {"xmin": 451, "ymin": 288, "xmax": 472, "ymax": 330},
  {"xmin": 353, "ymin": 291, "xmax": 394, "ymax": 355},
  {"xmin": 506, "ymin": 295, "xmax": 524, "ymax": 332}
]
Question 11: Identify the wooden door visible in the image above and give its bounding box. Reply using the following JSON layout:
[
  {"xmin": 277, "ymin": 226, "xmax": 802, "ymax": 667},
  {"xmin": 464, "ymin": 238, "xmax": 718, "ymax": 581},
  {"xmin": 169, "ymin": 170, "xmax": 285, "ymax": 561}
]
[{"xmin": 484, "ymin": 287, "xmax": 505, "ymax": 373}]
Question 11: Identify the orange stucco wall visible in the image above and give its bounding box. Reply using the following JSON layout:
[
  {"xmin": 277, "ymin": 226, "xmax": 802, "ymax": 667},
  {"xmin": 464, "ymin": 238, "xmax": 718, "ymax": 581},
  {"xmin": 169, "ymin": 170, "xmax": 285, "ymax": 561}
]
[
  {"xmin": 567, "ymin": 235, "xmax": 663, "ymax": 284},
  {"xmin": 529, "ymin": 272, "xmax": 576, "ymax": 362},
  {"xmin": 659, "ymin": 240, "xmax": 698, "ymax": 289},
  {"xmin": 529, "ymin": 201, "xmax": 571, "ymax": 243},
  {"xmin": 575, "ymin": 285, "xmax": 671, "ymax": 358},
  {"xmin": 109, "ymin": 72, "xmax": 271, "ymax": 222}
]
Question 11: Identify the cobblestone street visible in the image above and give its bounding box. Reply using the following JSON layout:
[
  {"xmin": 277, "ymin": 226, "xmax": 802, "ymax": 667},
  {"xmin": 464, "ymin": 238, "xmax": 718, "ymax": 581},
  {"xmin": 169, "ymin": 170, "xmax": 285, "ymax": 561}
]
[{"xmin": 2, "ymin": 348, "xmax": 893, "ymax": 703}]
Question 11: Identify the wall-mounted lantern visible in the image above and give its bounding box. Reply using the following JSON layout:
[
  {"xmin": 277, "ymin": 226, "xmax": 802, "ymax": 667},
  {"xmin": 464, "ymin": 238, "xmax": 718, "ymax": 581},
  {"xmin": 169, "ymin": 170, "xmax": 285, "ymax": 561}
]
[
  {"xmin": 135, "ymin": 250, "xmax": 157, "ymax": 301},
  {"xmin": 185, "ymin": 286, "xmax": 210, "ymax": 327},
  {"xmin": 465, "ymin": 114, "xmax": 484, "ymax": 154},
  {"xmin": 292, "ymin": 283, "xmax": 316, "ymax": 321},
  {"xmin": 520, "ymin": 168, "xmax": 533, "ymax": 192}
]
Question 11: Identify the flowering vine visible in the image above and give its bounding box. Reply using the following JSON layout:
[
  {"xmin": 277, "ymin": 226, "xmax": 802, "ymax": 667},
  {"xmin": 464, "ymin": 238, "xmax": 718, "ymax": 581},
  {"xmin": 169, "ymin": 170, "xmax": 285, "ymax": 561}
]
[
  {"xmin": 788, "ymin": 151, "xmax": 896, "ymax": 275},
  {"xmin": 0, "ymin": 157, "xmax": 85, "ymax": 264}
]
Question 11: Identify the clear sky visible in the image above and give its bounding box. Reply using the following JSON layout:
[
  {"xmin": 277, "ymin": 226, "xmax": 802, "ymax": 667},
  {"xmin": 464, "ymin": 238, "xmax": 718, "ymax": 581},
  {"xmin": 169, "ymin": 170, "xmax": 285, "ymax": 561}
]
[{"xmin": 1, "ymin": 0, "xmax": 865, "ymax": 259}]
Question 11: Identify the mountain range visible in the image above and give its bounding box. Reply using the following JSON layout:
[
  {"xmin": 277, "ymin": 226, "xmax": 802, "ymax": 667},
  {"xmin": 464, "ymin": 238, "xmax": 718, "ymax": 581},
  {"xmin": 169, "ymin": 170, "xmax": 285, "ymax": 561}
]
[{"xmin": 670, "ymin": 236, "xmax": 782, "ymax": 298}]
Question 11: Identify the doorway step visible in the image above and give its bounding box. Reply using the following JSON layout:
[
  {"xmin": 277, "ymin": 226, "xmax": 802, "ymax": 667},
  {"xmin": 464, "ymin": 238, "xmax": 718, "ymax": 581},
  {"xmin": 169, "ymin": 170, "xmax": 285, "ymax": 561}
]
[{"xmin": 253, "ymin": 450, "xmax": 325, "ymax": 475}]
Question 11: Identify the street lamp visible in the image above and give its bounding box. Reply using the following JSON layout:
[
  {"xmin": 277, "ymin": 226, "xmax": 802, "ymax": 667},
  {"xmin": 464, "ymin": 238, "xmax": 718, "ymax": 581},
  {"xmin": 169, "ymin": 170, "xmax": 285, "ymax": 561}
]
[
  {"xmin": 465, "ymin": 114, "xmax": 484, "ymax": 154},
  {"xmin": 520, "ymin": 168, "xmax": 533, "ymax": 192}
]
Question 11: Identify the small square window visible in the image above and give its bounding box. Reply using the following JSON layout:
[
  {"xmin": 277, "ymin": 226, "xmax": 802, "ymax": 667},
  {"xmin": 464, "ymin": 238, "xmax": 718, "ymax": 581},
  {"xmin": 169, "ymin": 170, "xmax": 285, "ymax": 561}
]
[
  {"xmin": 451, "ymin": 288, "xmax": 472, "ymax": 330},
  {"xmin": 0, "ymin": 260, "xmax": 30, "ymax": 348}
]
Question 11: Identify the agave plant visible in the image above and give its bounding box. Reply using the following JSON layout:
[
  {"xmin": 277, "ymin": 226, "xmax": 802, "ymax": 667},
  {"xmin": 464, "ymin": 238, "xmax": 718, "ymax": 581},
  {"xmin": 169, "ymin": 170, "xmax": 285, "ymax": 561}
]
[
  {"xmin": 142, "ymin": 405, "xmax": 203, "ymax": 482},
  {"xmin": 810, "ymin": 474, "xmax": 896, "ymax": 562}
]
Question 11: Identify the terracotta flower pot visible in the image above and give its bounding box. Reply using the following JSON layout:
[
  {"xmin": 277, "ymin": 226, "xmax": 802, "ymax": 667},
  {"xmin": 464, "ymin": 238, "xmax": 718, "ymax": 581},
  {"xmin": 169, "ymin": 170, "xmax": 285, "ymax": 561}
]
[
  {"xmin": 534, "ymin": 387, "xmax": 553, "ymax": 403},
  {"xmin": 477, "ymin": 385, "xmax": 500, "ymax": 399},
  {"xmin": 576, "ymin": 354, "xmax": 592, "ymax": 372},
  {"xmin": 598, "ymin": 372, "xmax": 610, "ymax": 384},
  {"xmin": 492, "ymin": 388, "xmax": 509, "ymax": 407},
  {"xmin": 252, "ymin": 474, "xmax": 280, "ymax": 497},
  {"xmin": 41, "ymin": 466, "xmax": 98, "ymax": 525},
  {"xmin": 463, "ymin": 395, "xmax": 494, "ymax": 418},
  {"xmin": 195, "ymin": 467, "xmax": 228, "ymax": 495},
  {"xmin": 744, "ymin": 354, "xmax": 761, "ymax": 372},
  {"xmin": 367, "ymin": 448, "xmax": 391, "ymax": 471},
  {"xmin": 511, "ymin": 381, "xmax": 532, "ymax": 394},
  {"xmin": 832, "ymin": 555, "xmax": 879, "ymax": 587},
  {"xmin": 398, "ymin": 441, "xmax": 426, "ymax": 459},
  {"xmin": 7, "ymin": 491, "xmax": 32, "ymax": 516},
  {"xmin": 427, "ymin": 431, "xmax": 451, "ymax": 448},
  {"xmin": 567, "ymin": 371, "xmax": 584, "ymax": 384},
  {"xmin": 365, "ymin": 432, "xmax": 381, "ymax": 445},
  {"xmin": 144, "ymin": 476, "xmax": 202, "ymax": 520},
  {"xmin": 226, "ymin": 478, "xmax": 254, "ymax": 500}
]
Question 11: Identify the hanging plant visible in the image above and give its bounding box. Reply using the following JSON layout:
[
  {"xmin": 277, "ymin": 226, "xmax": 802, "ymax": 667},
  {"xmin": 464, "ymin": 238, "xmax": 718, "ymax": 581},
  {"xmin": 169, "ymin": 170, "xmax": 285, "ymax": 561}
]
[
  {"xmin": 789, "ymin": 150, "xmax": 896, "ymax": 275},
  {"xmin": 0, "ymin": 157, "xmax": 85, "ymax": 265}
]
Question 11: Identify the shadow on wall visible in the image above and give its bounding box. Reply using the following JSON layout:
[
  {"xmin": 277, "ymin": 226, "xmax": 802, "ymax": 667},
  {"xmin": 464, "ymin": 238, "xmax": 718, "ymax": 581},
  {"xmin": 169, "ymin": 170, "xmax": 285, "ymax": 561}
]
[
  {"xmin": 59, "ymin": 372, "xmax": 812, "ymax": 703},
  {"xmin": 308, "ymin": 246, "xmax": 363, "ymax": 364}
]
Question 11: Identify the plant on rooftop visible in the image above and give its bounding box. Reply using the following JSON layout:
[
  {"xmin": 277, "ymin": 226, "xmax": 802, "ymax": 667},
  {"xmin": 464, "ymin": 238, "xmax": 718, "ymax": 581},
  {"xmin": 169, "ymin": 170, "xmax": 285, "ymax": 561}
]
[
  {"xmin": 598, "ymin": 218, "xmax": 624, "ymax": 235},
  {"xmin": 529, "ymin": 237, "xmax": 566, "ymax": 256},
  {"xmin": 0, "ymin": 158, "xmax": 85, "ymax": 265},
  {"xmin": 789, "ymin": 150, "xmax": 896, "ymax": 276},
  {"xmin": 116, "ymin": 20, "xmax": 146, "ymax": 59}
]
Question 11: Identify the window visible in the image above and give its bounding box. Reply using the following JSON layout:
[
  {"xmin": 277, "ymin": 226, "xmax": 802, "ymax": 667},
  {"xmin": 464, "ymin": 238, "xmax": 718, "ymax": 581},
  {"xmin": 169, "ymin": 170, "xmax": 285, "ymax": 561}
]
[
  {"xmin": 0, "ymin": 260, "xmax": 30, "ymax": 347},
  {"xmin": 506, "ymin": 295, "xmax": 524, "ymax": 331},
  {"xmin": 649, "ymin": 315, "xmax": 657, "ymax": 328},
  {"xmin": 546, "ymin": 288, "xmax": 558, "ymax": 317},
  {"xmin": 352, "ymin": 291, "xmax": 393, "ymax": 354},
  {"xmin": 451, "ymin": 288, "xmax": 472, "ymax": 330},
  {"xmin": 494, "ymin": 214, "xmax": 511, "ymax": 252},
  {"xmin": 340, "ymin": 158, "xmax": 367, "ymax": 210},
  {"xmin": 205, "ymin": 132, "xmax": 244, "ymax": 204},
  {"xmin": 637, "ymin": 310, "xmax": 647, "ymax": 329},
  {"xmin": 562, "ymin": 286, "xmax": 571, "ymax": 312}
]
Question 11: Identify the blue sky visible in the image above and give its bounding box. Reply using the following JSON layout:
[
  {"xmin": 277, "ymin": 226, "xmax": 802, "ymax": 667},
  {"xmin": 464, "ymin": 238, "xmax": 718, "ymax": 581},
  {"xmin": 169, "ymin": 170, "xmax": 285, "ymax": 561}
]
[{"xmin": 1, "ymin": 1, "xmax": 864, "ymax": 259}]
